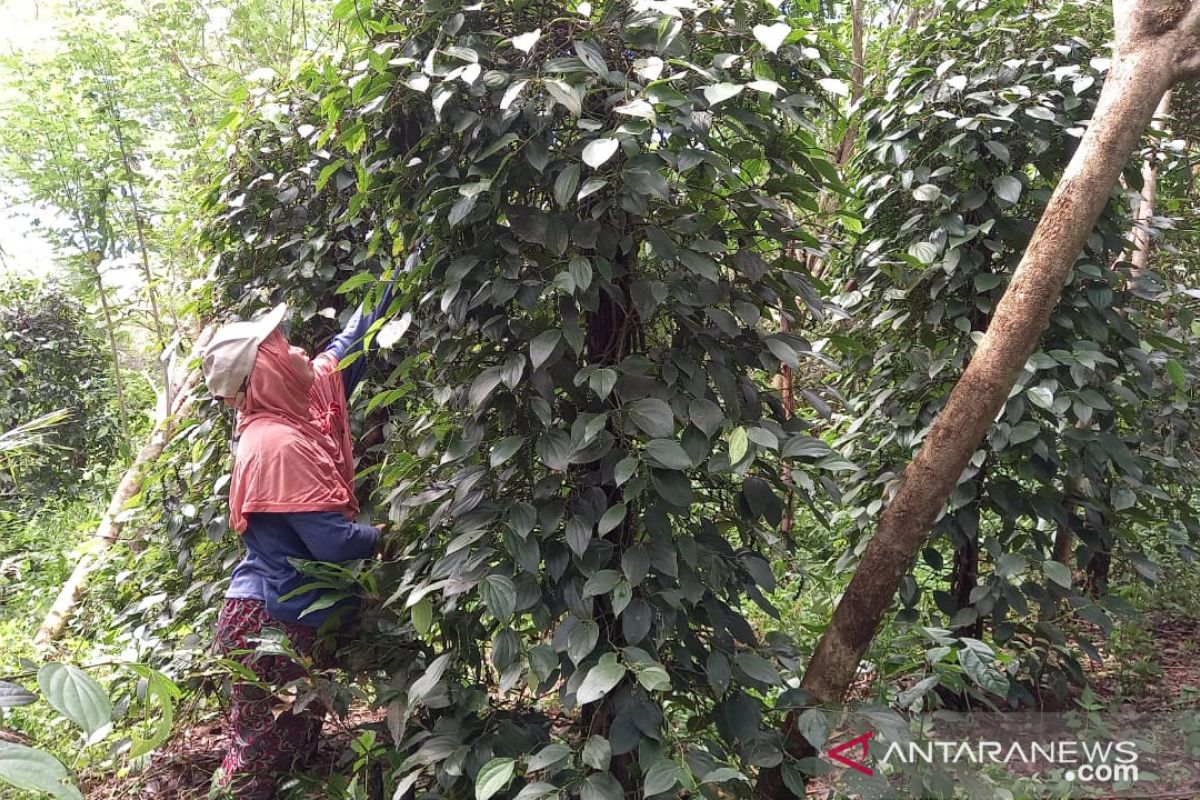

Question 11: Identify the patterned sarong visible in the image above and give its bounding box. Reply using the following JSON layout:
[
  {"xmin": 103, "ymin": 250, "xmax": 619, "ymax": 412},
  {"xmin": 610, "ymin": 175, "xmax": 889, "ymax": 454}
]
[{"xmin": 211, "ymin": 598, "xmax": 325, "ymax": 798}]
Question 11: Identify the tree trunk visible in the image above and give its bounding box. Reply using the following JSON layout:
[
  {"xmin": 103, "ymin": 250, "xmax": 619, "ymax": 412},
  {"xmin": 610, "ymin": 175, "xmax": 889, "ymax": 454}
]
[
  {"xmin": 35, "ymin": 326, "xmax": 214, "ymax": 645},
  {"xmin": 758, "ymin": 2, "xmax": 1200, "ymax": 794},
  {"xmin": 836, "ymin": 0, "xmax": 865, "ymax": 164},
  {"xmin": 90, "ymin": 256, "xmax": 132, "ymax": 447},
  {"xmin": 1130, "ymin": 90, "xmax": 1171, "ymax": 275}
]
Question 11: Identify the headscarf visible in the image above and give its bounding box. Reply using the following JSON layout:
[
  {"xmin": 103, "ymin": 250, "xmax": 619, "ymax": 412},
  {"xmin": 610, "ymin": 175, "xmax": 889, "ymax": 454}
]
[{"xmin": 227, "ymin": 329, "xmax": 358, "ymax": 533}]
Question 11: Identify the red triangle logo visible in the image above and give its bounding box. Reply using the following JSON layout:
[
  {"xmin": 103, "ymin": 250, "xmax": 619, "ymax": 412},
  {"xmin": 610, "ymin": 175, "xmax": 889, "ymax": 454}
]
[{"xmin": 827, "ymin": 731, "xmax": 874, "ymax": 776}]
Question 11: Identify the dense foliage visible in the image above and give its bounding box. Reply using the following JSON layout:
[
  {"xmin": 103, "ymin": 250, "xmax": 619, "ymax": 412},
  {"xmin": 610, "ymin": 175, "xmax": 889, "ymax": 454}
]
[
  {"xmin": 2, "ymin": 1, "xmax": 1200, "ymax": 799},
  {"xmin": 0, "ymin": 279, "xmax": 119, "ymax": 501}
]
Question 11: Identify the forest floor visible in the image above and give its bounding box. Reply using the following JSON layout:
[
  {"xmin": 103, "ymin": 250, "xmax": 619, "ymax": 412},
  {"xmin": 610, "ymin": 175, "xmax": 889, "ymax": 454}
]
[{"xmin": 78, "ymin": 610, "xmax": 1200, "ymax": 800}]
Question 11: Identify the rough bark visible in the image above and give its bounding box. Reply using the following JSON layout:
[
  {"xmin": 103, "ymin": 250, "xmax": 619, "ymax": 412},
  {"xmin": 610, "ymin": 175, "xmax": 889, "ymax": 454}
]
[
  {"xmin": 1130, "ymin": 90, "xmax": 1172, "ymax": 274},
  {"xmin": 35, "ymin": 327, "xmax": 214, "ymax": 645},
  {"xmin": 759, "ymin": 2, "xmax": 1200, "ymax": 795}
]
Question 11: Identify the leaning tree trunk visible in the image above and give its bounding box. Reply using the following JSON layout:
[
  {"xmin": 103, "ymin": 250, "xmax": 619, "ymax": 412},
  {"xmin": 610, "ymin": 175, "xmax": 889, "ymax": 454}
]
[
  {"xmin": 35, "ymin": 327, "xmax": 214, "ymax": 645},
  {"xmin": 758, "ymin": 2, "xmax": 1200, "ymax": 796}
]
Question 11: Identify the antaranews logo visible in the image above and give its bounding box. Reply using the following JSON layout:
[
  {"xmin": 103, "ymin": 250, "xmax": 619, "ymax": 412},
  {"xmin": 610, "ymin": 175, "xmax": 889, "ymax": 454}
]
[{"xmin": 822, "ymin": 723, "xmax": 1144, "ymax": 791}]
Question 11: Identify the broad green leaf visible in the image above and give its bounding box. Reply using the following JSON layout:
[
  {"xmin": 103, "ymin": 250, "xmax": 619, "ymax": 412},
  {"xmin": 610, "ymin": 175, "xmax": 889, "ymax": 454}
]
[
  {"xmin": 554, "ymin": 164, "xmax": 580, "ymax": 210},
  {"xmin": 475, "ymin": 757, "xmax": 515, "ymax": 800},
  {"xmin": 597, "ymin": 503, "xmax": 626, "ymax": 536},
  {"xmin": 582, "ymin": 773, "xmax": 624, "ymax": 800},
  {"xmin": 0, "ymin": 742, "xmax": 82, "ymax": 800},
  {"xmin": 482, "ymin": 574, "xmax": 517, "ymax": 622},
  {"xmin": 583, "ymin": 569, "xmax": 621, "ymax": 597},
  {"xmin": 546, "ymin": 79, "xmax": 583, "ymax": 115},
  {"xmin": 728, "ymin": 427, "xmax": 748, "ymax": 463},
  {"xmin": 735, "ymin": 653, "xmax": 782, "ymax": 686},
  {"xmin": 577, "ymin": 654, "xmax": 626, "ymax": 705},
  {"xmin": 992, "ymin": 174, "xmax": 1022, "ymax": 204},
  {"xmin": 409, "ymin": 653, "xmax": 450, "ymax": 703},
  {"xmin": 583, "ymin": 734, "xmax": 611, "ymax": 770},
  {"xmin": 752, "ymin": 22, "xmax": 791, "ymax": 53},
  {"xmin": 614, "ymin": 99, "xmax": 655, "ymax": 121},
  {"xmin": 703, "ymin": 83, "xmax": 743, "ymax": 106},
  {"xmin": 490, "ymin": 436, "xmax": 525, "ymax": 467},
  {"xmin": 501, "ymin": 79, "xmax": 529, "ymax": 109},
  {"xmin": 38, "ymin": 663, "xmax": 111, "ymax": 737},
  {"xmin": 511, "ymin": 29, "xmax": 541, "ymax": 52},
  {"xmin": 1042, "ymin": 560, "xmax": 1072, "ymax": 588},
  {"xmin": 568, "ymin": 620, "xmax": 600, "ymax": 664},
  {"xmin": 912, "ymin": 183, "xmax": 941, "ymax": 202},
  {"xmin": 957, "ymin": 647, "xmax": 1009, "ymax": 696},
  {"xmin": 908, "ymin": 241, "xmax": 938, "ymax": 264},
  {"xmin": 1166, "ymin": 359, "xmax": 1187, "ymax": 389},
  {"xmin": 645, "ymin": 439, "xmax": 691, "ymax": 470},
  {"xmin": 627, "ymin": 398, "xmax": 674, "ymax": 437},
  {"xmin": 643, "ymin": 759, "xmax": 680, "ymax": 796},
  {"xmin": 0, "ymin": 681, "xmax": 36, "ymax": 708},
  {"xmin": 583, "ymin": 138, "xmax": 619, "ymax": 168},
  {"xmin": 411, "ymin": 596, "xmax": 433, "ymax": 634},
  {"xmin": 527, "ymin": 743, "xmax": 571, "ymax": 771},
  {"xmin": 530, "ymin": 330, "xmax": 562, "ymax": 370}
]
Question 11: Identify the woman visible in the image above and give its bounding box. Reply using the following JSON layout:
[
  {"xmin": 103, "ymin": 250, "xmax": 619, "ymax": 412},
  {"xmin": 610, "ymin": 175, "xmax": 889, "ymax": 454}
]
[{"xmin": 200, "ymin": 286, "xmax": 393, "ymax": 798}]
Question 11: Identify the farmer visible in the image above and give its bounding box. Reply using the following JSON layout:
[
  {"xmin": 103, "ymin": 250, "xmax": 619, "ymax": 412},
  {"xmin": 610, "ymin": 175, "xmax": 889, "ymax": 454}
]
[{"xmin": 199, "ymin": 284, "xmax": 393, "ymax": 798}]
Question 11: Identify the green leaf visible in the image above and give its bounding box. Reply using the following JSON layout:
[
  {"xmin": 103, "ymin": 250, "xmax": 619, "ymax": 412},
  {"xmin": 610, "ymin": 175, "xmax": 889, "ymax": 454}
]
[
  {"xmin": 569, "ymin": 256, "xmax": 593, "ymax": 292},
  {"xmin": 957, "ymin": 647, "xmax": 1009, "ymax": 696},
  {"xmin": 1043, "ymin": 560, "xmax": 1072, "ymax": 588},
  {"xmin": 583, "ymin": 138, "xmax": 619, "ymax": 168},
  {"xmin": 568, "ymin": 620, "xmax": 600, "ymax": 665},
  {"xmin": 409, "ymin": 653, "xmax": 450, "ymax": 704},
  {"xmin": 554, "ymin": 164, "xmax": 581, "ymax": 210},
  {"xmin": 597, "ymin": 503, "xmax": 627, "ymax": 536},
  {"xmin": 1008, "ymin": 421, "xmax": 1039, "ymax": 445},
  {"xmin": 411, "ymin": 596, "xmax": 433, "ymax": 634},
  {"xmin": 752, "ymin": 22, "xmax": 790, "ymax": 53},
  {"xmin": 627, "ymin": 398, "xmax": 674, "ymax": 437},
  {"xmin": 908, "ymin": 241, "xmax": 939, "ymax": 264},
  {"xmin": 527, "ymin": 743, "xmax": 571, "ymax": 772},
  {"xmin": 475, "ymin": 758, "xmax": 516, "ymax": 800},
  {"xmin": 577, "ymin": 653, "xmax": 626, "ymax": 705},
  {"xmin": 583, "ymin": 734, "xmax": 611, "ymax": 770},
  {"xmin": 735, "ymin": 653, "xmax": 782, "ymax": 686},
  {"xmin": 546, "ymin": 79, "xmax": 583, "ymax": 115},
  {"xmin": 38, "ymin": 663, "xmax": 111, "ymax": 737},
  {"xmin": 0, "ymin": 742, "xmax": 82, "ymax": 800},
  {"xmin": 511, "ymin": 29, "xmax": 541, "ymax": 52},
  {"xmin": 703, "ymin": 83, "xmax": 743, "ymax": 106},
  {"xmin": 582, "ymin": 773, "xmax": 624, "ymax": 800},
  {"xmin": 614, "ymin": 458, "xmax": 638, "ymax": 486},
  {"xmin": 0, "ymin": 681, "xmax": 36, "ymax": 708},
  {"xmin": 912, "ymin": 184, "xmax": 941, "ymax": 202},
  {"xmin": 995, "ymin": 553, "xmax": 1028, "ymax": 579},
  {"xmin": 490, "ymin": 436, "xmax": 525, "ymax": 467},
  {"xmin": 583, "ymin": 569, "xmax": 622, "ymax": 598},
  {"xmin": 643, "ymin": 759, "xmax": 680, "ymax": 796},
  {"xmin": 1112, "ymin": 486, "xmax": 1137, "ymax": 511},
  {"xmin": 574, "ymin": 40, "xmax": 608, "ymax": 76},
  {"xmin": 993, "ymin": 174, "xmax": 1022, "ymax": 204},
  {"xmin": 645, "ymin": 439, "xmax": 691, "ymax": 470},
  {"xmin": 530, "ymin": 330, "xmax": 562, "ymax": 370},
  {"xmin": 482, "ymin": 574, "xmax": 517, "ymax": 622},
  {"xmin": 728, "ymin": 427, "xmax": 748, "ymax": 463},
  {"xmin": 818, "ymin": 77, "xmax": 849, "ymax": 96},
  {"xmin": 1166, "ymin": 359, "xmax": 1187, "ymax": 389}
]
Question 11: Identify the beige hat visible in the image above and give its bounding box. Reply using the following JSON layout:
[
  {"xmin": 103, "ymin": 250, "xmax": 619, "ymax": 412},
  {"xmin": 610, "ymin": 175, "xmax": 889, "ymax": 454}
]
[{"xmin": 201, "ymin": 303, "xmax": 288, "ymax": 402}]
